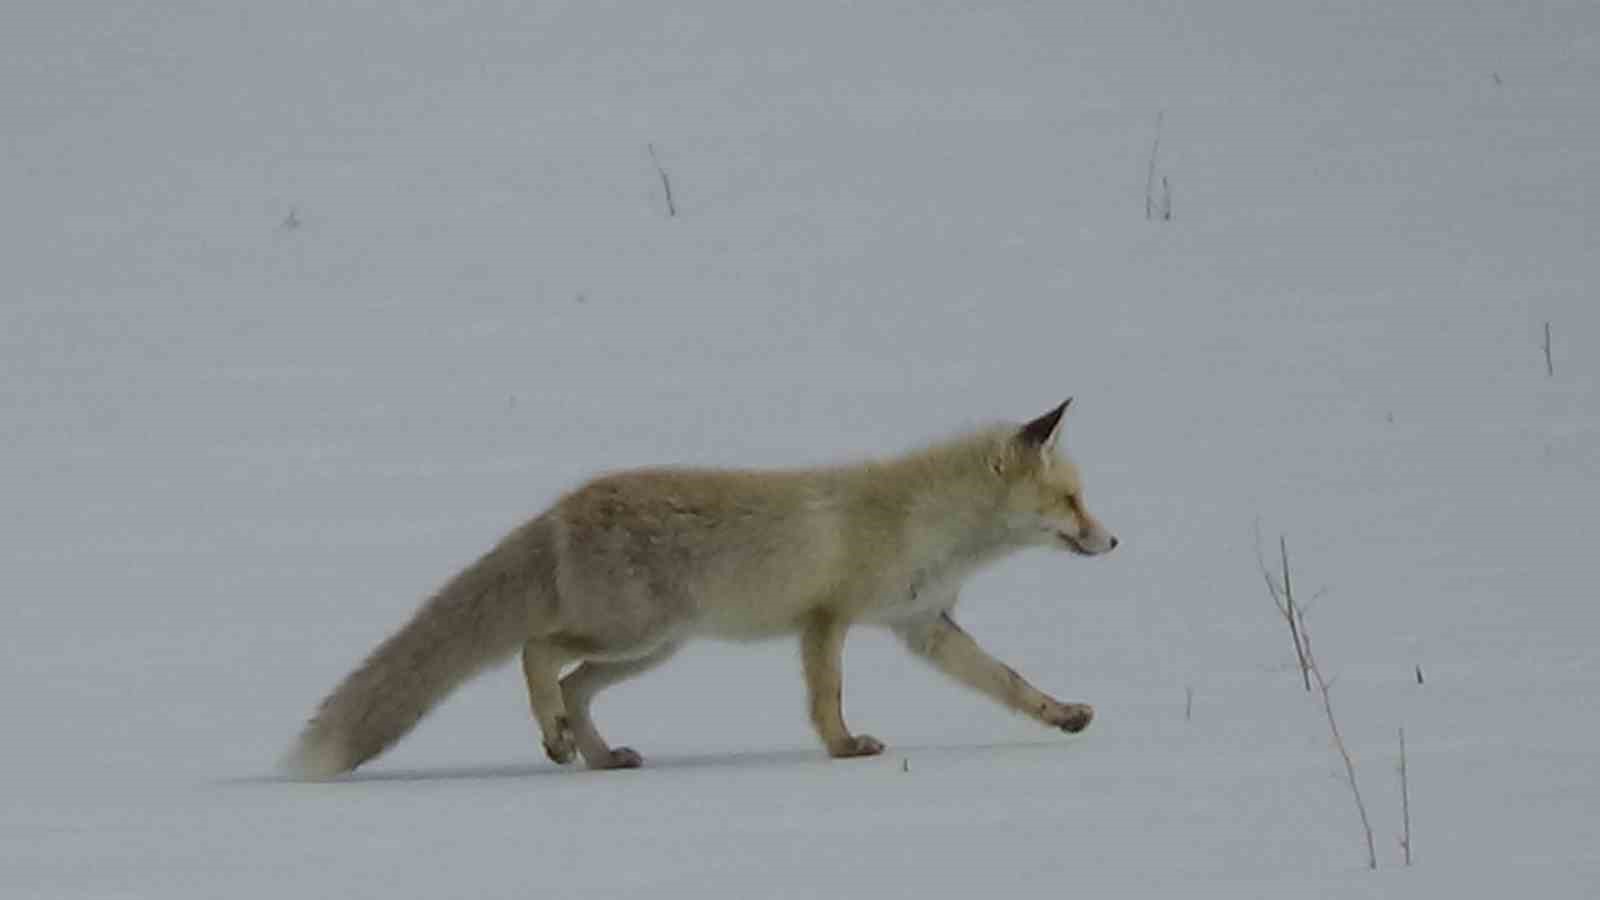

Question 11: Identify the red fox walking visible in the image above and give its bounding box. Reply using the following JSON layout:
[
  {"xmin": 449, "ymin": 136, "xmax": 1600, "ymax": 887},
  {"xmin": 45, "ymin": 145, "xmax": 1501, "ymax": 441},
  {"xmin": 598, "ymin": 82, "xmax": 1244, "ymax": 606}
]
[{"xmin": 286, "ymin": 400, "xmax": 1118, "ymax": 778}]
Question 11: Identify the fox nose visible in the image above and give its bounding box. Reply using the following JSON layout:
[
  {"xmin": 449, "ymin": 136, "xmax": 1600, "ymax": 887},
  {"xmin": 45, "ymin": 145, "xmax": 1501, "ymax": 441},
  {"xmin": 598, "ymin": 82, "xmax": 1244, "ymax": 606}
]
[{"xmin": 1108, "ymin": 536, "xmax": 1119, "ymax": 551}]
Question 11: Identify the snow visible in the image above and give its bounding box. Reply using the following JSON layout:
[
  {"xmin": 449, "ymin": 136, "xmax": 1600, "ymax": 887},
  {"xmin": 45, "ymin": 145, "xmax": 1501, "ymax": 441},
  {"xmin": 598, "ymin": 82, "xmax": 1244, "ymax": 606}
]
[{"xmin": 4, "ymin": 0, "xmax": 1598, "ymax": 895}]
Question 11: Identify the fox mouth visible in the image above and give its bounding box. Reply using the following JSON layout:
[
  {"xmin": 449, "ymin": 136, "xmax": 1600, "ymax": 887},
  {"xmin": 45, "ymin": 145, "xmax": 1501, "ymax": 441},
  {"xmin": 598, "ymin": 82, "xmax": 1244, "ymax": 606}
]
[{"xmin": 1058, "ymin": 533, "xmax": 1094, "ymax": 556}]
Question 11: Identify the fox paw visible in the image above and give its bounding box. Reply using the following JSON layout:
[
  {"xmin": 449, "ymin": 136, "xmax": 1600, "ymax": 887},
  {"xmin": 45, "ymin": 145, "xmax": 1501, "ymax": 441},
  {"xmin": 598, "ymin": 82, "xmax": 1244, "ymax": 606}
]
[
  {"xmin": 543, "ymin": 716, "xmax": 576, "ymax": 764},
  {"xmin": 1044, "ymin": 702, "xmax": 1094, "ymax": 733},
  {"xmin": 590, "ymin": 747, "xmax": 644, "ymax": 770},
  {"xmin": 828, "ymin": 734, "xmax": 886, "ymax": 759}
]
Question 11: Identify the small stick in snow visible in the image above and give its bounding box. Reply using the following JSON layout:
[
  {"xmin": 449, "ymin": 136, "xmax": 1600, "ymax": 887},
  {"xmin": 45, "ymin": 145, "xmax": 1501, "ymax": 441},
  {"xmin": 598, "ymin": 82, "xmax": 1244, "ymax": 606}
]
[
  {"xmin": 1415, "ymin": 665, "xmax": 1424, "ymax": 685},
  {"xmin": 901, "ymin": 758, "xmax": 910, "ymax": 774},
  {"xmin": 1256, "ymin": 522, "xmax": 1311, "ymax": 691},
  {"xmin": 1297, "ymin": 606, "xmax": 1379, "ymax": 870},
  {"xmin": 1544, "ymin": 321, "xmax": 1554, "ymax": 377},
  {"xmin": 1280, "ymin": 537, "xmax": 1310, "ymax": 691},
  {"xmin": 648, "ymin": 143, "xmax": 677, "ymax": 218},
  {"xmin": 1161, "ymin": 175, "xmax": 1173, "ymax": 221},
  {"xmin": 1185, "ymin": 685, "xmax": 1194, "ymax": 722},
  {"xmin": 1399, "ymin": 727, "xmax": 1412, "ymax": 866},
  {"xmin": 1145, "ymin": 111, "xmax": 1164, "ymax": 221}
]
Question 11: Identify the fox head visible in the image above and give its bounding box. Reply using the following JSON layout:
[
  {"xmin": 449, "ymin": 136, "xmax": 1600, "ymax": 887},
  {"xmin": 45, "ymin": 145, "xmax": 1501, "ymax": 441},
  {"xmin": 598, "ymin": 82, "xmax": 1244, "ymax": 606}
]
[{"xmin": 992, "ymin": 399, "xmax": 1118, "ymax": 557}]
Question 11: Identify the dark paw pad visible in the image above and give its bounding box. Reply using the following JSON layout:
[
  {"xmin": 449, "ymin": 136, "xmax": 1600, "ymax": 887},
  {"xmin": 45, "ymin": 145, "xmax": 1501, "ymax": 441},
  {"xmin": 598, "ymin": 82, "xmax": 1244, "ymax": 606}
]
[
  {"xmin": 599, "ymin": 747, "xmax": 643, "ymax": 770},
  {"xmin": 1049, "ymin": 703, "xmax": 1094, "ymax": 733}
]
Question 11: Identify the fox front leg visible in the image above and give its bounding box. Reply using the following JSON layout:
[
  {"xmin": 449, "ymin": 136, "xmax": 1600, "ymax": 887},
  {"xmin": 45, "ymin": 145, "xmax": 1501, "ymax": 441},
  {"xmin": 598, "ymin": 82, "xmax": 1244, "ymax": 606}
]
[
  {"xmin": 800, "ymin": 612, "xmax": 885, "ymax": 758},
  {"xmin": 894, "ymin": 612, "xmax": 1093, "ymax": 734}
]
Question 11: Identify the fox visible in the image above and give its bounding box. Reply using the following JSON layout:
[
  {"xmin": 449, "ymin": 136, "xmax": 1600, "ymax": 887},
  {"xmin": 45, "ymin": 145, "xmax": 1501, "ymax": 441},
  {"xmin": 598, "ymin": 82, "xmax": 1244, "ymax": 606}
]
[{"xmin": 284, "ymin": 398, "xmax": 1118, "ymax": 778}]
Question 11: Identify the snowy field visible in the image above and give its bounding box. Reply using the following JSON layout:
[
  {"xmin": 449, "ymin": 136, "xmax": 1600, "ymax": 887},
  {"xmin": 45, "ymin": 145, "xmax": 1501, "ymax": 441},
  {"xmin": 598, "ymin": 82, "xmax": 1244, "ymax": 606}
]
[{"xmin": 5, "ymin": 0, "xmax": 1598, "ymax": 896}]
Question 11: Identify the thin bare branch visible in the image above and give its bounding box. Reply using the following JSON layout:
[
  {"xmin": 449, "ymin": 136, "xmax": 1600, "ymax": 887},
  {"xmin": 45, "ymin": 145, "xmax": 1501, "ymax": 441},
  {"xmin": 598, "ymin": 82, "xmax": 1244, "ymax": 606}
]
[
  {"xmin": 1256, "ymin": 523, "xmax": 1311, "ymax": 690},
  {"xmin": 1279, "ymin": 537, "xmax": 1311, "ymax": 691},
  {"xmin": 1399, "ymin": 727, "xmax": 1412, "ymax": 866},
  {"xmin": 1145, "ymin": 111, "xmax": 1164, "ymax": 221},
  {"xmin": 1253, "ymin": 518, "xmax": 1284, "ymax": 611},
  {"xmin": 1296, "ymin": 605, "xmax": 1378, "ymax": 870},
  {"xmin": 647, "ymin": 143, "xmax": 677, "ymax": 218}
]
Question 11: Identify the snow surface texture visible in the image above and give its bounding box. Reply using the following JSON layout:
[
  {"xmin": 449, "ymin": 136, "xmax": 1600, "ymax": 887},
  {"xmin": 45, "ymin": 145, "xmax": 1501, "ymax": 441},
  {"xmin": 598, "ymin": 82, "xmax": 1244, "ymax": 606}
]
[{"xmin": 5, "ymin": 0, "xmax": 1598, "ymax": 896}]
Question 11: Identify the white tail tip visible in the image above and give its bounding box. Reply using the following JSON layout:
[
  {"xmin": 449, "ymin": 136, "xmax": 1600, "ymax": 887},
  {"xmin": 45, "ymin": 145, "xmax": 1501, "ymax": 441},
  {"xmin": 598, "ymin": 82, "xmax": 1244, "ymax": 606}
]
[{"xmin": 280, "ymin": 733, "xmax": 349, "ymax": 781}]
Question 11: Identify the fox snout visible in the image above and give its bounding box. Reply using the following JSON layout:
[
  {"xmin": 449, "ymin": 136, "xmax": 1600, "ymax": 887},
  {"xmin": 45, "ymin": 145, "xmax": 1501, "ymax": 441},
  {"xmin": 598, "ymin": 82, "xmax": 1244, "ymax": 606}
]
[{"xmin": 1063, "ymin": 525, "xmax": 1118, "ymax": 556}]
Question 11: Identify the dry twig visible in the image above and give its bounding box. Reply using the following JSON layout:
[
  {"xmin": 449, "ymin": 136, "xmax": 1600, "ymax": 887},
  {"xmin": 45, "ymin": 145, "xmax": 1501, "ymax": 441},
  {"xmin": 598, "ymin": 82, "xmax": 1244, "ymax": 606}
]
[
  {"xmin": 1255, "ymin": 521, "xmax": 1310, "ymax": 690},
  {"xmin": 648, "ymin": 143, "xmax": 677, "ymax": 218},
  {"xmin": 1256, "ymin": 525, "xmax": 1377, "ymax": 870},
  {"xmin": 1398, "ymin": 727, "xmax": 1412, "ymax": 866},
  {"xmin": 1296, "ymin": 604, "xmax": 1378, "ymax": 870}
]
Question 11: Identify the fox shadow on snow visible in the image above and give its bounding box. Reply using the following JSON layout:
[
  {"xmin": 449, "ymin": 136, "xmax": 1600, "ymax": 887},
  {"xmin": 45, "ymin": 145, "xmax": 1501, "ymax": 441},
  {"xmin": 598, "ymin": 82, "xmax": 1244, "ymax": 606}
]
[{"xmin": 232, "ymin": 737, "xmax": 1074, "ymax": 785}]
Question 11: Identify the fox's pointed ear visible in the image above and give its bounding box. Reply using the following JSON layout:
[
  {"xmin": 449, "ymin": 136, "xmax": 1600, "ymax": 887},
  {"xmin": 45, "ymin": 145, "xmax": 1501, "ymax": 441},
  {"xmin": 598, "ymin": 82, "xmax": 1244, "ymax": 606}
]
[{"xmin": 1018, "ymin": 398, "xmax": 1071, "ymax": 450}]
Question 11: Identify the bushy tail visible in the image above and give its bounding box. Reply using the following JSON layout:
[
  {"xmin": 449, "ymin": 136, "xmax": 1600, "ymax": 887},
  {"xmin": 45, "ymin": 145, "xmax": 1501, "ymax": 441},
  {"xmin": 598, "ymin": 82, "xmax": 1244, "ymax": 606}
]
[{"xmin": 283, "ymin": 546, "xmax": 537, "ymax": 779}]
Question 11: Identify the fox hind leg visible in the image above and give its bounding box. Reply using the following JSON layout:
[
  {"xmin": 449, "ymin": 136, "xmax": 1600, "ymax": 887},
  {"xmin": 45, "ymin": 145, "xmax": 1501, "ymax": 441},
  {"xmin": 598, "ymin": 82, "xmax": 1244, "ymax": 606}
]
[
  {"xmin": 560, "ymin": 643, "xmax": 680, "ymax": 770},
  {"xmin": 522, "ymin": 640, "xmax": 576, "ymax": 764}
]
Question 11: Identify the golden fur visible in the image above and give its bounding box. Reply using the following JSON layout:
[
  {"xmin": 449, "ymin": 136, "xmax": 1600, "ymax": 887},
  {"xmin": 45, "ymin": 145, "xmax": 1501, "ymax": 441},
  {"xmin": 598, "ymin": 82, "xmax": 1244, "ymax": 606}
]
[{"xmin": 285, "ymin": 400, "xmax": 1117, "ymax": 778}]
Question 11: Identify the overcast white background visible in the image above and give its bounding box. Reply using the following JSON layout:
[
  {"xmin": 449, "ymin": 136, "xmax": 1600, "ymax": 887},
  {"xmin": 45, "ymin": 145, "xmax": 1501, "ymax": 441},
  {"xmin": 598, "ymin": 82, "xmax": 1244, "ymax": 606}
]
[{"xmin": 4, "ymin": 0, "xmax": 1597, "ymax": 896}]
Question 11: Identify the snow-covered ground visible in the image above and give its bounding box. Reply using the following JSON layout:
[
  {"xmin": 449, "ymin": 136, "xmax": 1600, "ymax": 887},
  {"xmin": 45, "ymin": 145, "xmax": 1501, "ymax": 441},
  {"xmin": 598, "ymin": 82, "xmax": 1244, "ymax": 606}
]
[{"xmin": 5, "ymin": 0, "xmax": 1597, "ymax": 895}]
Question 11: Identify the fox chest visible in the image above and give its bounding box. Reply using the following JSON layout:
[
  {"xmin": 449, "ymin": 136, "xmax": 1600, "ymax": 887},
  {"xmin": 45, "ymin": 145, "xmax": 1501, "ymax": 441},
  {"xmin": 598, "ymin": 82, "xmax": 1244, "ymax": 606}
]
[{"xmin": 862, "ymin": 566, "xmax": 964, "ymax": 624}]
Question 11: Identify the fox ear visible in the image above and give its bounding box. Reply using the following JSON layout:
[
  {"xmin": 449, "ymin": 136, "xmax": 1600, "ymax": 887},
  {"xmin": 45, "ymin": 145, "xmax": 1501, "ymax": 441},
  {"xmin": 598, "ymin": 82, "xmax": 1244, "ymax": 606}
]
[{"xmin": 1018, "ymin": 398, "xmax": 1071, "ymax": 450}]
